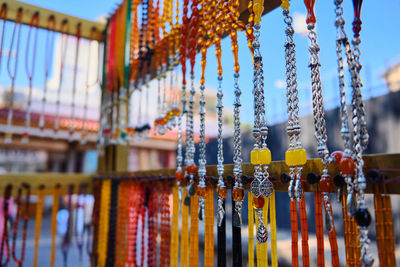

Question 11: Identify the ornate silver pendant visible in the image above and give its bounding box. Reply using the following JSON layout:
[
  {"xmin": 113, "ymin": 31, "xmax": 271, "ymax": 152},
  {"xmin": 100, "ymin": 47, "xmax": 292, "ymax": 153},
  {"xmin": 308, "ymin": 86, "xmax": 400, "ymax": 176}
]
[
  {"xmin": 256, "ymin": 221, "xmax": 268, "ymax": 244},
  {"xmin": 251, "ymin": 178, "xmax": 261, "ymax": 198},
  {"xmin": 260, "ymin": 178, "xmax": 273, "ymax": 198},
  {"xmin": 217, "ymin": 197, "xmax": 225, "ymax": 227}
]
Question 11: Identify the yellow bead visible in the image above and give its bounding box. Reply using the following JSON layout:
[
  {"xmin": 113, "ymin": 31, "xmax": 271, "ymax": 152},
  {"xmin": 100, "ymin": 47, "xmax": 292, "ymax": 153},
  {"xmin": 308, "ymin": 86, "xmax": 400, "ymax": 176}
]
[
  {"xmin": 281, "ymin": 0, "xmax": 290, "ymax": 9},
  {"xmin": 251, "ymin": 149, "xmax": 260, "ymax": 165},
  {"xmin": 285, "ymin": 148, "xmax": 307, "ymax": 166},
  {"xmin": 259, "ymin": 148, "xmax": 271, "ymax": 165}
]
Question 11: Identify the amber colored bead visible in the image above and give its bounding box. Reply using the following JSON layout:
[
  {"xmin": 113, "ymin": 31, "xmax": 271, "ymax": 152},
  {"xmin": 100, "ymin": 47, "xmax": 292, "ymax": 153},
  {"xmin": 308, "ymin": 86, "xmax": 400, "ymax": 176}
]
[
  {"xmin": 252, "ymin": 195, "xmax": 265, "ymax": 209},
  {"xmin": 331, "ymin": 150, "xmax": 343, "ymax": 165},
  {"xmin": 217, "ymin": 186, "xmax": 227, "ymax": 199},
  {"xmin": 186, "ymin": 163, "xmax": 197, "ymax": 174},
  {"xmin": 339, "ymin": 156, "xmax": 356, "ymax": 175},
  {"xmin": 281, "ymin": 0, "xmax": 290, "ymax": 9},
  {"xmin": 175, "ymin": 170, "xmax": 184, "ymax": 182},
  {"xmin": 197, "ymin": 186, "xmax": 207, "ymax": 197},
  {"xmin": 232, "ymin": 187, "xmax": 244, "ymax": 201},
  {"xmin": 319, "ymin": 176, "xmax": 333, "ymax": 193}
]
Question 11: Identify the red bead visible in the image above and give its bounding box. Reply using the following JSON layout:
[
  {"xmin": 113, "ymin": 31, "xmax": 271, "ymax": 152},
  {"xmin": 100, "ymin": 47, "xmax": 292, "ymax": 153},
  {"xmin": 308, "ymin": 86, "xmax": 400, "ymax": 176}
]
[
  {"xmin": 197, "ymin": 186, "xmax": 207, "ymax": 197},
  {"xmin": 186, "ymin": 164, "xmax": 197, "ymax": 174},
  {"xmin": 331, "ymin": 150, "xmax": 343, "ymax": 165},
  {"xmin": 319, "ymin": 176, "xmax": 333, "ymax": 193},
  {"xmin": 175, "ymin": 170, "xmax": 184, "ymax": 182},
  {"xmin": 252, "ymin": 195, "xmax": 265, "ymax": 209},
  {"xmin": 339, "ymin": 156, "xmax": 356, "ymax": 175}
]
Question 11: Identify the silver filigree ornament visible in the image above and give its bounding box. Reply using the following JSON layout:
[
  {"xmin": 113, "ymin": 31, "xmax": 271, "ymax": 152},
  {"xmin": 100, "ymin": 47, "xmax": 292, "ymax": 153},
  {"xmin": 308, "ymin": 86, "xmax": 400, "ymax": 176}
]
[{"xmin": 256, "ymin": 209, "xmax": 268, "ymax": 243}]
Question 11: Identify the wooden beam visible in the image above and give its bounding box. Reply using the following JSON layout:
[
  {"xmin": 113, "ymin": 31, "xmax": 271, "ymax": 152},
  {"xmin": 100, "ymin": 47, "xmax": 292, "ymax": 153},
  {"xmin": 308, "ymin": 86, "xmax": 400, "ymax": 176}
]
[
  {"xmin": 2, "ymin": 0, "xmax": 105, "ymax": 41},
  {"xmin": 98, "ymin": 153, "xmax": 400, "ymax": 195}
]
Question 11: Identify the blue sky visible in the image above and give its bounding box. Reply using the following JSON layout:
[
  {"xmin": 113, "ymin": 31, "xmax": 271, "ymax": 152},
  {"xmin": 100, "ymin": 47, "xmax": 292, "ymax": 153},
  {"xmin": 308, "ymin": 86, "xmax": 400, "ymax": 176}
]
[{"xmin": 2, "ymin": 0, "xmax": 400, "ymax": 125}]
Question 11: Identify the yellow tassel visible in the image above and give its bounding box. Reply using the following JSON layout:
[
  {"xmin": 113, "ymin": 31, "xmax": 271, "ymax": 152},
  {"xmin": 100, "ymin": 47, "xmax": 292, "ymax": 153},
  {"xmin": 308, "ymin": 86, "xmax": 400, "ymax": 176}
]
[
  {"xmin": 189, "ymin": 194, "xmax": 199, "ymax": 267},
  {"xmin": 97, "ymin": 180, "xmax": 111, "ymax": 267},
  {"xmin": 180, "ymin": 188, "xmax": 189, "ymax": 267},
  {"xmin": 270, "ymin": 191, "xmax": 278, "ymax": 267},
  {"xmin": 170, "ymin": 184, "xmax": 180, "ymax": 267},
  {"xmin": 248, "ymin": 192, "xmax": 255, "ymax": 267},
  {"xmin": 204, "ymin": 187, "xmax": 214, "ymax": 267},
  {"xmin": 33, "ymin": 186, "xmax": 45, "ymax": 267}
]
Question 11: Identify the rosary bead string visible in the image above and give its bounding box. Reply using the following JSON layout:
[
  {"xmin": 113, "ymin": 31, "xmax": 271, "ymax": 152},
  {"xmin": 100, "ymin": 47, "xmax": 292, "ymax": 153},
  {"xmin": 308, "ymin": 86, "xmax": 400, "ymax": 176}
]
[
  {"xmin": 53, "ymin": 19, "xmax": 69, "ymax": 138},
  {"xmin": 0, "ymin": 184, "xmax": 12, "ymax": 267},
  {"xmin": 4, "ymin": 8, "xmax": 23, "ymax": 144},
  {"xmin": 11, "ymin": 184, "xmax": 30, "ymax": 267},
  {"xmin": 33, "ymin": 185, "xmax": 44, "ymax": 267},
  {"xmin": 22, "ymin": 12, "xmax": 39, "ymax": 143}
]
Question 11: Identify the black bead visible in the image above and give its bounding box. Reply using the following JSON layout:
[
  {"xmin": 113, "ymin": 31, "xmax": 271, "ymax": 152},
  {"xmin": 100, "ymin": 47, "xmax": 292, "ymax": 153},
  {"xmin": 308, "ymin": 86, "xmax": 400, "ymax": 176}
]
[
  {"xmin": 241, "ymin": 175, "xmax": 252, "ymax": 185},
  {"xmin": 333, "ymin": 174, "xmax": 346, "ymax": 188},
  {"xmin": 280, "ymin": 172, "xmax": 291, "ymax": 184},
  {"xmin": 355, "ymin": 207, "xmax": 371, "ymax": 227},
  {"xmin": 226, "ymin": 175, "xmax": 234, "ymax": 186},
  {"xmin": 209, "ymin": 176, "xmax": 218, "ymax": 185},
  {"xmin": 366, "ymin": 169, "xmax": 382, "ymax": 184},
  {"xmin": 307, "ymin": 172, "xmax": 321, "ymax": 184}
]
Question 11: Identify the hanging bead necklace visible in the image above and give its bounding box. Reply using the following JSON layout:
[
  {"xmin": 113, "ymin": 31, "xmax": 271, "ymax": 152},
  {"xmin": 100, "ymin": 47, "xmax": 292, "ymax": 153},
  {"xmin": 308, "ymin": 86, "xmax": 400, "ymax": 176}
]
[
  {"xmin": 183, "ymin": 0, "xmax": 199, "ymax": 206},
  {"xmin": 0, "ymin": 184, "xmax": 12, "ymax": 267},
  {"xmin": 22, "ymin": 12, "xmax": 39, "ymax": 143},
  {"xmin": 4, "ymin": 8, "xmax": 23, "ymax": 144},
  {"xmin": 250, "ymin": 0, "xmax": 273, "ymax": 244},
  {"xmin": 303, "ymin": 0, "xmax": 337, "ymax": 234},
  {"xmin": 11, "ymin": 184, "xmax": 31, "ymax": 267},
  {"xmin": 53, "ymin": 20, "xmax": 69, "ymax": 138},
  {"xmin": 0, "ymin": 4, "xmax": 7, "ymax": 70},
  {"xmin": 39, "ymin": 16, "xmax": 56, "ymax": 133},
  {"xmin": 81, "ymin": 29, "xmax": 100, "ymax": 144},
  {"xmin": 69, "ymin": 24, "xmax": 82, "ymax": 142}
]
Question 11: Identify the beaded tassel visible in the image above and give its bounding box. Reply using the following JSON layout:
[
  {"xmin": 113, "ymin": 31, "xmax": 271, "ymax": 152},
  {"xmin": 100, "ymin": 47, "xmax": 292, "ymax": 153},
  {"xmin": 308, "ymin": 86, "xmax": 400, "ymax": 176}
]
[
  {"xmin": 180, "ymin": 187, "xmax": 190, "ymax": 267},
  {"xmin": 299, "ymin": 196, "xmax": 310, "ymax": 267},
  {"xmin": 342, "ymin": 194, "xmax": 361, "ymax": 267},
  {"xmin": 256, "ymin": 197, "xmax": 268, "ymax": 267},
  {"xmin": 170, "ymin": 184, "xmax": 180, "ymax": 267},
  {"xmin": 88, "ymin": 182, "xmax": 101, "ymax": 267},
  {"xmin": 33, "ymin": 185, "xmax": 44, "ymax": 267},
  {"xmin": 97, "ymin": 180, "xmax": 111, "ymax": 267},
  {"xmin": 126, "ymin": 182, "xmax": 140, "ymax": 266},
  {"xmin": 315, "ymin": 191, "xmax": 325, "ymax": 267},
  {"xmin": 189, "ymin": 194, "xmax": 199, "ymax": 267},
  {"xmin": 325, "ymin": 200, "xmax": 340, "ymax": 266},
  {"xmin": 270, "ymin": 191, "xmax": 278, "ymax": 267},
  {"xmin": 115, "ymin": 181, "xmax": 129, "ymax": 267},
  {"xmin": 290, "ymin": 200, "xmax": 299, "ymax": 267},
  {"xmin": 248, "ymin": 192, "xmax": 254, "ymax": 267},
  {"xmin": 0, "ymin": 185, "xmax": 12, "ymax": 267},
  {"xmin": 50, "ymin": 185, "xmax": 60, "ymax": 267},
  {"xmin": 204, "ymin": 186, "xmax": 214, "ymax": 267}
]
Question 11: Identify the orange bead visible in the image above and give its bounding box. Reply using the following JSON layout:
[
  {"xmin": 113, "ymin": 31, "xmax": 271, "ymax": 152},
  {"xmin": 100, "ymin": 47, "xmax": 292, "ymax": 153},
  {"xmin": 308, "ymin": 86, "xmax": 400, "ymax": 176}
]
[
  {"xmin": 217, "ymin": 186, "xmax": 227, "ymax": 199},
  {"xmin": 186, "ymin": 163, "xmax": 197, "ymax": 174},
  {"xmin": 319, "ymin": 176, "xmax": 333, "ymax": 193},
  {"xmin": 175, "ymin": 170, "xmax": 184, "ymax": 182},
  {"xmin": 232, "ymin": 187, "xmax": 244, "ymax": 201},
  {"xmin": 252, "ymin": 195, "xmax": 265, "ymax": 209},
  {"xmin": 339, "ymin": 156, "xmax": 356, "ymax": 175},
  {"xmin": 331, "ymin": 150, "xmax": 343, "ymax": 165},
  {"xmin": 197, "ymin": 186, "xmax": 207, "ymax": 197}
]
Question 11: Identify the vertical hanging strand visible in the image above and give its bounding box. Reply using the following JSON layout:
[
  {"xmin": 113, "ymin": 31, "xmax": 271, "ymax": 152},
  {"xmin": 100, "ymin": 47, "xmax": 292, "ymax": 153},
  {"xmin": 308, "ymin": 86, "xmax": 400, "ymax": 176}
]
[
  {"xmin": 189, "ymin": 194, "xmax": 199, "ymax": 267},
  {"xmin": 342, "ymin": 194, "xmax": 361, "ymax": 267},
  {"xmin": 125, "ymin": 182, "xmax": 139, "ymax": 267},
  {"xmin": 315, "ymin": 191, "xmax": 325, "ymax": 267},
  {"xmin": 170, "ymin": 184, "xmax": 180, "ymax": 267},
  {"xmin": 33, "ymin": 185, "xmax": 45, "ymax": 267},
  {"xmin": 0, "ymin": 4, "xmax": 7, "ymax": 70},
  {"xmin": 115, "ymin": 181, "xmax": 129, "ymax": 267},
  {"xmin": 290, "ymin": 200, "xmax": 299, "ymax": 267},
  {"xmin": 97, "ymin": 180, "xmax": 111, "ymax": 267},
  {"xmin": 326, "ymin": 200, "xmax": 340, "ymax": 266},
  {"xmin": 69, "ymin": 24, "xmax": 81, "ymax": 141},
  {"xmin": 0, "ymin": 184, "xmax": 12, "ymax": 267},
  {"xmin": 22, "ymin": 12, "xmax": 39, "ymax": 143},
  {"xmin": 232, "ymin": 198, "xmax": 242, "ymax": 267},
  {"xmin": 50, "ymin": 185, "xmax": 60, "ymax": 267},
  {"xmin": 373, "ymin": 187, "xmax": 385, "ymax": 266},
  {"xmin": 88, "ymin": 181, "xmax": 101, "ymax": 267},
  {"xmin": 11, "ymin": 184, "xmax": 30, "ymax": 267},
  {"xmin": 53, "ymin": 20, "xmax": 69, "ymax": 138},
  {"xmin": 4, "ymin": 8, "xmax": 22, "ymax": 144},
  {"xmin": 270, "ymin": 191, "xmax": 277, "ymax": 267},
  {"xmin": 180, "ymin": 187, "xmax": 190, "ymax": 267},
  {"xmin": 298, "ymin": 196, "xmax": 310, "ymax": 267},
  {"xmin": 248, "ymin": 192, "xmax": 254, "ymax": 267},
  {"xmin": 217, "ymin": 198, "xmax": 226, "ymax": 267},
  {"xmin": 61, "ymin": 185, "xmax": 74, "ymax": 267},
  {"xmin": 106, "ymin": 180, "xmax": 119, "ymax": 266},
  {"xmin": 256, "ymin": 198, "xmax": 268, "ymax": 267},
  {"xmin": 39, "ymin": 16, "xmax": 56, "ymax": 133},
  {"xmin": 204, "ymin": 186, "xmax": 214, "ymax": 267},
  {"xmin": 383, "ymin": 192, "xmax": 396, "ymax": 266}
]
